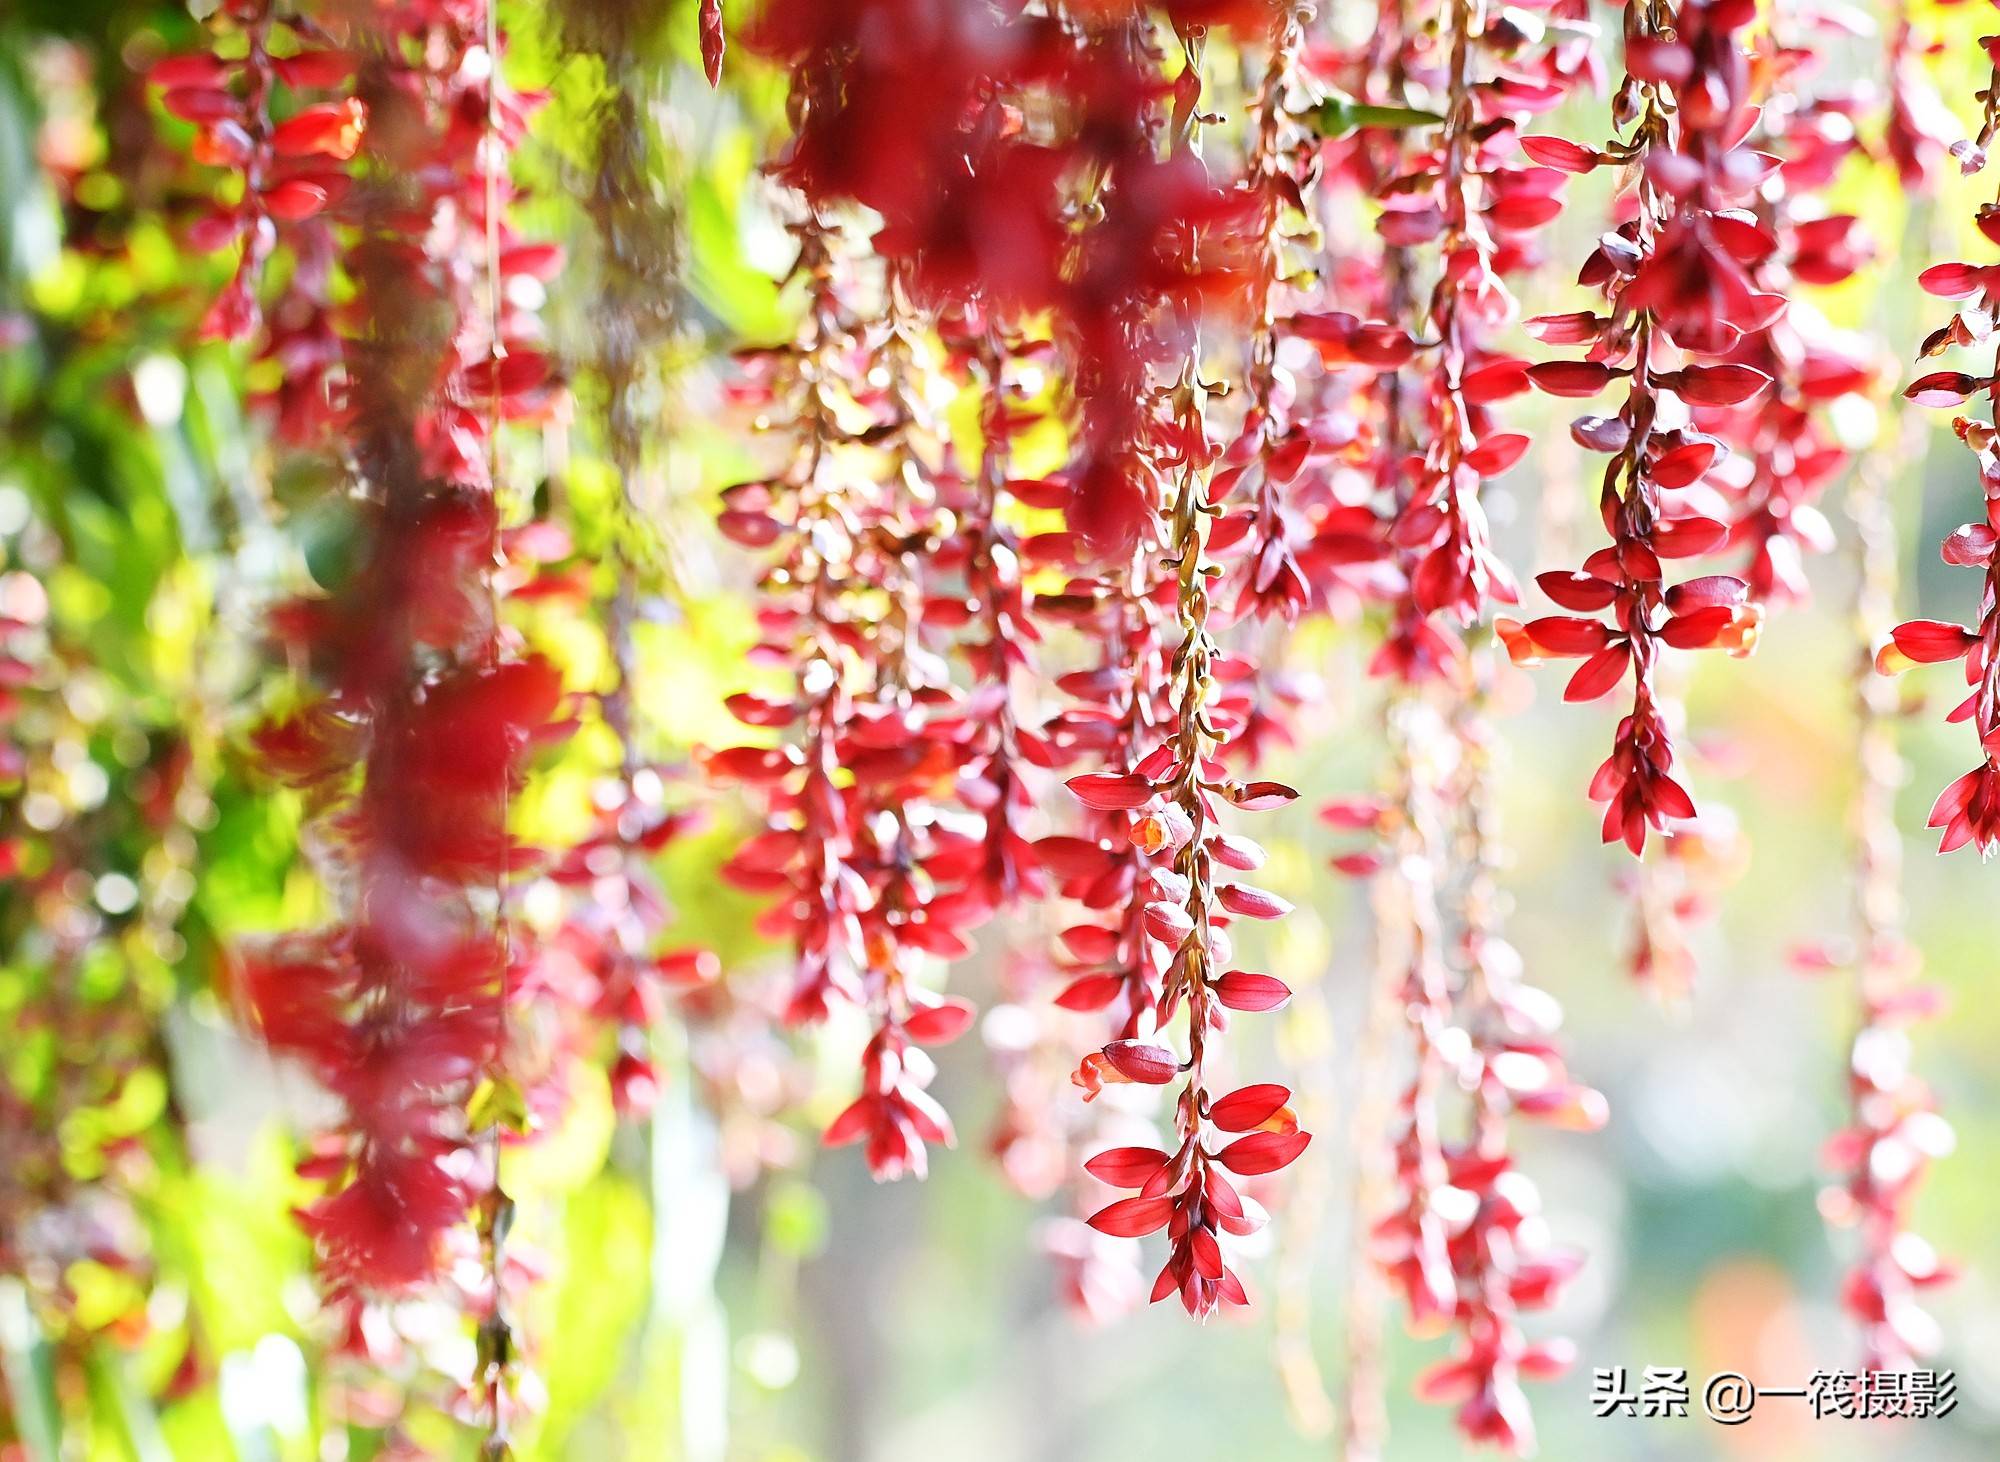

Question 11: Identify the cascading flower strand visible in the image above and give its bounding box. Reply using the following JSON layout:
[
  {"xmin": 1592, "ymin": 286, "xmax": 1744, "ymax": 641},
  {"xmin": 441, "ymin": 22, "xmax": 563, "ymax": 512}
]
[
  {"xmin": 68, "ymin": 0, "xmax": 2000, "ymax": 1428},
  {"xmin": 1413, "ymin": 693, "xmax": 1603, "ymax": 1453},
  {"xmin": 1698, "ymin": 18, "xmax": 1871, "ymax": 606},
  {"xmin": 716, "ymin": 233, "xmax": 983, "ymax": 1182},
  {"xmin": 233, "ymin": 4, "xmax": 565, "ymax": 1356},
  {"xmin": 828, "ymin": 310, "xmax": 988, "ymax": 1180},
  {"xmin": 1216, "ymin": 0, "xmax": 1316, "ymax": 628},
  {"xmin": 1318, "ymin": 0, "xmax": 1607, "ymax": 1439},
  {"xmin": 1503, "ymin": 0, "xmax": 1769, "ymax": 855},
  {"xmin": 1808, "ymin": 35, "xmax": 1960, "ymax": 1376},
  {"xmin": 1069, "ymin": 24, "xmax": 1310, "ymax": 1318},
  {"xmin": 1881, "ymin": 42, "xmax": 2000, "ymax": 855},
  {"xmin": 942, "ymin": 321, "xmax": 1052, "ymax": 912},
  {"xmin": 547, "ymin": 0, "xmax": 715, "ymax": 1123},
  {"xmin": 1367, "ymin": 0, "xmax": 1552, "ymax": 660},
  {"xmin": 1362, "ymin": 697, "xmax": 1461, "ymax": 1344},
  {"xmin": 149, "ymin": 0, "xmax": 361, "ymax": 343},
  {"xmin": 1825, "ymin": 431, "xmax": 1956, "ymax": 1370}
]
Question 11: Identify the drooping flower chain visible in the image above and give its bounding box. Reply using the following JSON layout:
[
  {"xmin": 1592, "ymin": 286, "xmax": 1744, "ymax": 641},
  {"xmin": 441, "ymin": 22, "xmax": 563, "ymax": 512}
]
[
  {"xmin": 1827, "ymin": 435, "xmax": 1956, "ymax": 1370},
  {"xmin": 227, "ymin": 5, "xmax": 564, "ymax": 1352},
  {"xmin": 1503, "ymin": 0, "xmax": 1768, "ymax": 856},
  {"xmin": 1068, "ymin": 363, "xmax": 1311, "ymax": 1315},
  {"xmin": 1063, "ymin": 25, "xmax": 1311, "ymax": 1319},
  {"xmin": 1882, "ymin": 39, "xmax": 2000, "ymax": 856},
  {"xmin": 715, "ymin": 231, "xmax": 982, "ymax": 1181},
  {"xmin": 1805, "ymin": 28, "xmax": 1962, "ymax": 1374},
  {"xmin": 1417, "ymin": 695, "xmax": 1604, "ymax": 1452}
]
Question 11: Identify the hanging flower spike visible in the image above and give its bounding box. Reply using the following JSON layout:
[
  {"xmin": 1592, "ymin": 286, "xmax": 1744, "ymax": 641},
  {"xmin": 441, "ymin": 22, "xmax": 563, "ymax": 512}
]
[
  {"xmin": 1692, "ymin": 19, "xmax": 1872, "ymax": 607},
  {"xmin": 1885, "ymin": 0, "xmax": 1960, "ymax": 190},
  {"xmin": 1068, "ymin": 24, "xmax": 1309, "ymax": 1318},
  {"xmin": 717, "ymin": 234, "xmax": 985, "ymax": 1182},
  {"xmin": 699, "ymin": 0, "xmax": 725, "ymax": 87},
  {"xmin": 1215, "ymin": 2, "xmax": 1320, "ymax": 628},
  {"xmin": 149, "ymin": 1, "xmax": 360, "ymax": 342},
  {"xmin": 1882, "ymin": 47, "xmax": 2000, "ymax": 854},
  {"xmin": 1365, "ymin": 0, "xmax": 1598, "ymax": 670},
  {"xmin": 149, "ymin": 2, "xmax": 355, "ymax": 444},
  {"xmin": 1418, "ymin": 698, "xmax": 1605, "ymax": 1454},
  {"xmin": 831, "ymin": 323, "xmax": 991, "ymax": 1181},
  {"xmin": 715, "ymin": 224, "xmax": 875, "ymax": 1026},
  {"xmin": 1365, "ymin": 699, "xmax": 1463, "ymax": 1343},
  {"xmin": 938, "ymin": 319, "xmax": 1051, "ymax": 911},
  {"xmin": 545, "ymin": 0, "xmax": 718, "ymax": 1127},
  {"xmin": 1825, "ymin": 431, "xmax": 1956, "ymax": 1370},
  {"xmin": 1508, "ymin": 0, "xmax": 1769, "ymax": 855},
  {"xmin": 230, "ymin": 10, "xmax": 568, "ymax": 1357},
  {"xmin": 1035, "ymin": 19, "xmax": 1185, "ymax": 1048},
  {"xmin": 1809, "ymin": 33, "xmax": 1961, "ymax": 1371}
]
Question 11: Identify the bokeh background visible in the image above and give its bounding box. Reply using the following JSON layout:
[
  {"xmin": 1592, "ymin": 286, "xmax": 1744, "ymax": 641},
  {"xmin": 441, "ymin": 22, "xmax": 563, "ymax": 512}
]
[{"xmin": 1, "ymin": 0, "xmax": 1996, "ymax": 1459}]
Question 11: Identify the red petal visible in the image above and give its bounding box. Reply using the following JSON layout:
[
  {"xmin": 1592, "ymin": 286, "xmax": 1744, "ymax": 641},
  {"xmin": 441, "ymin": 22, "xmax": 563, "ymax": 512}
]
[
  {"xmin": 1660, "ymin": 604, "xmax": 1735, "ymax": 649},
  {"xmin": 1216, "ymin": 884, "xmax": 1292, "ymax": 920},
  {"xmin": 1209, "ymin": 1083, "xmax": 1293, "ymax": 1132},
  {"xmin": 1564, "ymin": 644, "xmax": 1632, "ymax": 702},
  {"xmin": 1891, "ymin": 619, "xmax": 1977, "ymax": 663},
  {"xmin": 1067, "ymin": 772, "xmax": 1156, "ymax": 810},
  {"xmin": 1527, "ymin": 360, "xmax": 1619, "ymax": 397},
  {"xmin": 1211, "ymin": 970, "xmax": 1293, "ymax": 1012},
  {"xmin": 1519, "ymin": 135, "xmax": 1599, "ymax": 172},
  {"xmin": 1918, "ymin": 262, "xmax": 1985, "ymax": 299},
  {"xmin": 823, "ymin": 1096, "xmax": 876, "ymax": 1147},
  {"xmin": 1087, "ymin": 1195, "xmax": 1175, "ymax": 1238},
  {"xmin": 1523, "ymin": 615, "xmax": 1610, "ymax": 654},
  {"xmin": 1215, "ymin": 1129, "xmax": 1312, "ymax": 1176},
  {"xmin": 1536, "ymin": 571, "xmax": 1617, "ymax": 612},
  {"xmin": 1083, "ymin": 1146, "xmax": 1172, "ymax": 1188},
  {"xmin": 1466, "ymin": 434, "xmax": 1532, "ymax": 473},
  {"xmin": 1906, "ymin": 371, "xmax": 1981, "ymax": 408},
  {"xmin": 1671, "ymin": 363, "xmax": 1772, "ymax": 406},
  {"xmin": 902, "ymin": 997, "xmax": 976, "ymax": 1045},
  {"xmin": 1102, "ymin": 1040, "xmax": 1180, "ymax": 1085},
  {"xmin": 1230, "ymin": 779, "xmax": 1298, "ymax": 810}
]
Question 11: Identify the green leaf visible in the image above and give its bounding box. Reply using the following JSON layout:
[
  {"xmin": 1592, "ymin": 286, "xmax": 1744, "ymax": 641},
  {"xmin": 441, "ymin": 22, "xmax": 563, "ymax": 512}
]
[
  {"xmin": 469, "ymin": 1073, "xmax": 534, "ymax": 1136},
  {"xmin": 1305, "ymin": 93, "xmax": 1444, "ymax": 139},
  {"xmin": 0, "ymin": 1279, "xmax": 63, "ymax": 1461}
]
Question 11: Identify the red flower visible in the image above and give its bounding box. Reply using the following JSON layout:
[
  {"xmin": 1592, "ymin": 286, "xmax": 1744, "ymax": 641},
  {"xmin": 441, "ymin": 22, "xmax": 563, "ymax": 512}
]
[{"xmin": 1515, "ymin": 0, "xmax": 1769, "ymax": 855}]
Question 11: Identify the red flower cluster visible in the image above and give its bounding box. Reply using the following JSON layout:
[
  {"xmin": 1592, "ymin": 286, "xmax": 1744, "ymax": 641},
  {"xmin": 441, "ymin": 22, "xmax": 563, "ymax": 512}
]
[
  {"xmin": 1207, "ymin": 8, "xmax": 1324, "ymax": 629},
  {"xmin": 743, "ymin": 0, "xmax": 1278, "ymax": 551},
  {"xmin": 187, "ymin": 4, "xmax": 569, "ymax": 1324},
  {"xmin": 535, "ymin": 767, "xmax": 719, "ymax": 1119},
  {"xmin": 1884, "ymin": 108, "xmax": 2000, "ymax": 852},
  {"xmin": 715, "ymin": 231, "xmax": 990, "ymax": 1181},
  {"xmin": 1503, "ymin": 0, "xmax": 1769, "ymax": 854},
  {"xmin": 106, "ymin": 0, "xmax": 1991, "ymax": 1440},
  {"xmin": 1810, "ymin": 40, "xmax": 1963, "ymax": 1362},
  {"xmin": 935, "ymin": 320, "xmax": 1054, "ymax": 910},
  {"xmin": 1302, "ymin": 3, "xmax": 1606, "ymax": 1438},
  {"xmin": 1064, "ymin": 294, "xmax": 1310, "ymax": 1314},
  {"xmin": 1695, "ymin": 25, "xmax": 1874, "ymax": 605},
  {"xmin": 247, "ymin": 532, "xmax": 563, "ymax": 1299},
  {"xmin": 1328, "ymin": 695, "xmax": 1601, "ymax": 1453},
  {"xmin": 1362, "ymin": 0, "xmax": 1597, "ymax": 666},
  {"xmin": 1885, "ymin": 0, "xmax": 1962, "ymax": 189},
  {"xmin": 1426, "ymin": 709, "xmax": 1603, "ymax": 1452},
  {"xmin": 148, "ymin": 1, "xmax": 359, "ymax": 342}
]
